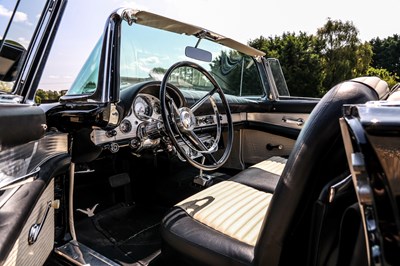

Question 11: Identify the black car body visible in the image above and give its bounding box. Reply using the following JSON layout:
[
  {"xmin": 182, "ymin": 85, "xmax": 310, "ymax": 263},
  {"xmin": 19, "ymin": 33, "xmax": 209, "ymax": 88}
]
[{"xmin": 0, "ymin": 1, "xmax": 399, "ymax": 265}]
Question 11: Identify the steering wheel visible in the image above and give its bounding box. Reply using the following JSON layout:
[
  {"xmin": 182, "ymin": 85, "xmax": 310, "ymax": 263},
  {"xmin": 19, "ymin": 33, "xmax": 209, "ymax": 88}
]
[{"xmin": 160, "ymin": 61, "xmax": 233, "ymax": 171}]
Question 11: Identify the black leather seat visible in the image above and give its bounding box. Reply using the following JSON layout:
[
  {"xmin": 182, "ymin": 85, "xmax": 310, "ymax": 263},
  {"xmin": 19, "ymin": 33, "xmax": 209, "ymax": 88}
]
[{"xmin": 161, "ymin": 79, "xmax": 380, "ymax": 266}]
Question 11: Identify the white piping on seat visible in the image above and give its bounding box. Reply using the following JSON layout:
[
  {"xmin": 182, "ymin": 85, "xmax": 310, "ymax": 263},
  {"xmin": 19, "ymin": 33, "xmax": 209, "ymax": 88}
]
[{"xmin": 176, "ymin": 181, "xmax": 272, "ymax": 246}]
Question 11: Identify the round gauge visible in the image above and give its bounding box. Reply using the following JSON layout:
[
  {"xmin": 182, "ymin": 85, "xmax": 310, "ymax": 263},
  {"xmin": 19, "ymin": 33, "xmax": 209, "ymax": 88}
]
[
  {"xmin": 119, "ymin": 119, "xmax": 132, "ymax": 133},
  {"xmin": 134, "ymin": 95, "xmax": 152, "ymax": 120}
]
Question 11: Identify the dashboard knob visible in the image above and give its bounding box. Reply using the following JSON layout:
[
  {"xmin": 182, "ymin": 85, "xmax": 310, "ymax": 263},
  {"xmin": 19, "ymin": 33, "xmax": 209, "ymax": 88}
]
[
  {"xmin": 109, "ymin": 143, "xmax": 119, "ymax": 153},
  {"xmin": 119, "ymin": 119, "xmax": 132, "ymax": 134},
  {"xmin": 130, "ymin": 137, "xmax": 140, "ymax": 149},
  {"xmin": 105, "ymin": 130, "xmax": 117, "ymax": 138}
]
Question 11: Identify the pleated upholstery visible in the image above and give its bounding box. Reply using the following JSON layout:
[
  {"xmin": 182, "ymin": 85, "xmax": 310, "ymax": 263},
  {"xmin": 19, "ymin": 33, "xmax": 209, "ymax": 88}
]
[
  {"xmin": 250, "ymin": 156, "xmax": 287, "ymax": 176},
  {"xmin": 176, "ymin": 181, "xmax": 272, "ymax": 246}
]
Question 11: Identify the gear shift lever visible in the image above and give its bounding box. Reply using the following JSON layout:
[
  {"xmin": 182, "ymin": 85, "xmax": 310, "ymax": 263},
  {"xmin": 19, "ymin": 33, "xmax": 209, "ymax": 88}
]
[{"xmin": 193, "ymin": 157, "xmax": 213, "ymax": 187}]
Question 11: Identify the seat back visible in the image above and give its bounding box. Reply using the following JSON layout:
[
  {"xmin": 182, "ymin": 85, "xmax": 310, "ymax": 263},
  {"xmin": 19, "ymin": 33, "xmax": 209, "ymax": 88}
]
[
  {"xmin": 254, "ymin": 80, "xmax": 380, "ymax": 265},
  {"xmin": 352, "ymin": 76, "xmax": 389, "ymax": 99},
  {"xmin": 387, "ymin": 90, "xmax": 400, "ymax": 101}
]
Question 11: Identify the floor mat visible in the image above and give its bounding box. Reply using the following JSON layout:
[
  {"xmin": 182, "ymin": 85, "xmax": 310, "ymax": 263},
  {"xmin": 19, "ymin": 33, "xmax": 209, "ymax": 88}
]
[{"xmin": 76, "ymin": 203, "xmax": 165, "ymax": 265}]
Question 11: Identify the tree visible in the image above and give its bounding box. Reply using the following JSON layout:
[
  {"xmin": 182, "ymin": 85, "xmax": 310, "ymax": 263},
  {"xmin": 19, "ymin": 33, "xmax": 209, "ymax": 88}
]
[
  {"xmin": 35, "ymin": 89, "xmax": 49, "ymax": 102},
  {"xmin": 370, "ymin": 34, "xmax": 400, "ymax": 79},
  {"xmin": 317, "ymin": 18, "xmax": 372, "ymax": 92},
  {"xmin": 249, "ymin": 32, "xmax": 325, "ymax": 97},
  {"xmin": 35, "ymin": 89, "xmax": 62, "ymax": 103},
  {"xmin": 0, "ymin": 81, "xmax": 13, "ymax": 92}
]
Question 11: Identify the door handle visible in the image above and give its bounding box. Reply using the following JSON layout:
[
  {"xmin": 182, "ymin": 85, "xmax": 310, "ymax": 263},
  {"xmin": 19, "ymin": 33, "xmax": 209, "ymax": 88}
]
[
  {"xmin": 28, "ymin": 200, "xmax": 60, "ymax": 245},
  {"xmin": 282, "ymin": 117, "xmax": 304, "ymax": 126},
  {"xmin": 266, "ymin": 143, "xmax": 284, "ymax": 150}
]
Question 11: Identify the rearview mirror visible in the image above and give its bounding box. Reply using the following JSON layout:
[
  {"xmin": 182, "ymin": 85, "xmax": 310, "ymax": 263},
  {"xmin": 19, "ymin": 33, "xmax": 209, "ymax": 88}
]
[{"xmin": 185, "ymin": 46, "xmax": 212, "ymax": 62}]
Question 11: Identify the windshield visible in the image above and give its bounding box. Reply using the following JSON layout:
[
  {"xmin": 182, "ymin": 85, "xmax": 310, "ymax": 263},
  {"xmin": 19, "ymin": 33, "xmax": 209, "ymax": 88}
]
[{"xmin": 67, "ymin": 16, "xmax": 265, "ymax": 97}]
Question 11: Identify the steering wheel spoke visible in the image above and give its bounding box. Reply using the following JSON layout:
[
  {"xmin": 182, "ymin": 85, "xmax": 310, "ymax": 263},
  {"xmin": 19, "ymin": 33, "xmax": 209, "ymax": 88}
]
[
  {"xmin": 185, "ymin": 131, "xmax": 218, "ymax": 164},
  {"xmin": 190, "ymin": 87, "xmax": 218, "ymax": 113}
]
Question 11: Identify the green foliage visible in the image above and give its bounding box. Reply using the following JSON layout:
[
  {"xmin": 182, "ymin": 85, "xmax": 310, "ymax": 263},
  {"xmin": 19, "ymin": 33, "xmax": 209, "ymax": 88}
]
[
  {"xmin": 366, "ymin": 67, "xmax": 399, "ymax": 88},
  {"xmin": 317, "ymin": 18, "xmax": 372, "ymax": 93},
  {"xmin": 151, "ymin": 67, "xmax": 167, "ymax": 74},
  {"xmin": 210, "ymin": 50, "xmax": 264, "ymax": 96},
  {"xmin": 35, "ymin": 89, "xmax": 66, "ymax": 103},
  {"xmin": 248, "ymin": 18, "xmax": 400, "ymax": 97},
  {"xmin": 370, "ymin": 34, "xmax": 400, "ymax": 78},
  {"xmin": 0, "ymin": 81, "xmax": 13, "ymax": 92},
  {"xmin": 249, "ymin": 32, "xmax": 325, "ymax": 97}
]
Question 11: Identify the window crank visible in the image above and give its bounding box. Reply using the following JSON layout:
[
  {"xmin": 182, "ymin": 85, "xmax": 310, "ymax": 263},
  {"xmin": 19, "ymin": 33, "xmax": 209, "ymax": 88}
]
[{"xmin": 28, "ymin": 200, "xmax": 60, "ymax": 245}]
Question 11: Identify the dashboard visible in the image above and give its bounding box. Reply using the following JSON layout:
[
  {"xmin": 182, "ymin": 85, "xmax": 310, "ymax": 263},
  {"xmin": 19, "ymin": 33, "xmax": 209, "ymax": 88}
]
[
  {"xmin": 91, "ymin": 92, "xmax": 164, "ymax": 152},
  {"xmin": 90, "ymin": 84, "xmax": 221, "ymax": 158}
]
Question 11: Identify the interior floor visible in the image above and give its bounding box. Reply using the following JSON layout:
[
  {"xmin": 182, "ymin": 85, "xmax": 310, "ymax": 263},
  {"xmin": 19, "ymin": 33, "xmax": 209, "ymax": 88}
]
[{"xmin": 70, "ymin": 149, "xmax": 236, "ymax": 265}]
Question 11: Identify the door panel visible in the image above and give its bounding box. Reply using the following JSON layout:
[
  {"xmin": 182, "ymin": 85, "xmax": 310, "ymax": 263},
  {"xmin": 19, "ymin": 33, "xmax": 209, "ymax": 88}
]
[
  {"xmin": 0, "ymin": 133, "xmax": 69, "ymax": 264},
  {"xmin": 4, "ymin": 179, "xmax": 55, "ymax": 266},
  {"xmin": 0, "ymin": 0, "xmax": 69, "ymax": 263},
  {"xmin": 241, "ymin": 129, "xmax": 295, "ymax": 165},
  {"xmin": 239, "ymin": 98, "xmax": 319, "ymax": 166},
  {"xmin": 0, "ymin": 104, "xmax": 46, "ymax": 147}
]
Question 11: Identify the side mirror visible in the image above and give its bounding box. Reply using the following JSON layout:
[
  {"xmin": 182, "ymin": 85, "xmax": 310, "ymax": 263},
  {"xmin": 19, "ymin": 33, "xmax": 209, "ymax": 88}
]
[
  {"xmin": 0, "ymin": 41, "xmax": 26, "ymax": 82},
  {"xmin": 185, "ymin": 46, "xmax": 212, "ymax": 62}
]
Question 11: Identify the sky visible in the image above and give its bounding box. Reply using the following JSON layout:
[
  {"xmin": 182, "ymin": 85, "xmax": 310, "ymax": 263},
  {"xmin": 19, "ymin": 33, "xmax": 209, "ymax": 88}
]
[{"xmin": 1, "ymin": 0, "xmax": 399, "ymax": 91}]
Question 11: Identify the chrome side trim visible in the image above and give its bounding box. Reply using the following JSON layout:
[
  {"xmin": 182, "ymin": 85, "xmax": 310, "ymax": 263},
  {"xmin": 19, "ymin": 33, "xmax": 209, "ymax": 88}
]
[
  {"xmin": 91, "ymin": 112, "xmax": 246, "ymax": 146},
  {"xmin": 69, "ymin": 162, "xmax": 77, "ymax": 241},
  {"xmin": 55, "ymin": 241, "xmax": 119, "ymax": 266},
  {"xmin": 0, "ymin": 167, "xmax": 40, "ymax": 191},
  {"xmin": 219, "ymin": 112, "xmax": 245, "ymax": 124},
  {"xmin": 247, "ymin": 112, "xmax": 309, "ymax": 129},
  {"xmin": 0, "ymin": 133, "xmax": 68, "ymax": 192},
  {"xmin": 0, "ymin": 187, "xmax": 19, "ymax": 208}
]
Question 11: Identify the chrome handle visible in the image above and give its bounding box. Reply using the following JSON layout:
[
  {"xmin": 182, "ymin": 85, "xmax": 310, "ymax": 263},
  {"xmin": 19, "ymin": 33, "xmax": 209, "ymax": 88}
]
[
  {"xmin": 282, "ymin": 117, "xmax": 304, "ymax": 126},
  {"xmin": 28, "ymin": 200, "xmax": 59, "ymax": 245},
  {"xmin": 328, "ymin": 174, "xmax": 352, "ymax": 203}
]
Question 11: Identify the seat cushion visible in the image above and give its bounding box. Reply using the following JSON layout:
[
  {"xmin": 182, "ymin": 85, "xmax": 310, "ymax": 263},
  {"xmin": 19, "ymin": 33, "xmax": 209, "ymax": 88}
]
[
  {"xmin": 250, "ymin": 156, "xmax": 287, "ymax": 176},
  {"xmin": 176, "ymin": 181, "xmax": 272, "ymax": 246},
  {"xmin": 229, "ymin": 156, "xmax": 287, "ymax": 193},
  {"xmin": 161, "ymin": 181, "xmax": 273, "ymax": 265}
]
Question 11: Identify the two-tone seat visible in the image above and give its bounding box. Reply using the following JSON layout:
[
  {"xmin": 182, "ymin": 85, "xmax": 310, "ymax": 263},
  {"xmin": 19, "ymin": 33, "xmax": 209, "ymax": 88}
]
[{"xmin": 161, "ymin": 78, "xmax": 382, "ymax": 265}]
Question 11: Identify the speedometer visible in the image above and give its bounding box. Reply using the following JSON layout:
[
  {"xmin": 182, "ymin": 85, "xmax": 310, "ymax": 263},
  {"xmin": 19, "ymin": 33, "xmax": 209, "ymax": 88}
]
[{"xmin": 134, "ymin": 95, "xmax": 152, "ymax": 120}]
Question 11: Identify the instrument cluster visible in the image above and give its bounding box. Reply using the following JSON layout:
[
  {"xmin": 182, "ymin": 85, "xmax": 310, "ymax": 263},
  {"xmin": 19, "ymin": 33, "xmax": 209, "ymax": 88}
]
[{"xmin": 90, "ymin": 93, "xmax": 163, "ymax": 153}]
